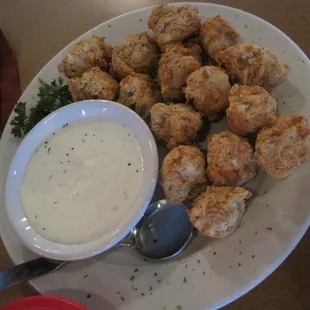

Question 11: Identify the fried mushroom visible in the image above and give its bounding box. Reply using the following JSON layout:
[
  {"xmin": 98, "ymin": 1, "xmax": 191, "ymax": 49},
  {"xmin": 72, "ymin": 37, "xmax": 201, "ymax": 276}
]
[
  {"xmin": 226, "ymin": 84, "xmax": 278, "ymax": 136},
  {"xmin": 207, "ymin": 131, "xmax": 257, "ymax": 186},
  {"xmin": 150, "ymin": 103, "xmax": 202, "ymax": 149},
  {"xmin": 160, "ymin": 145, "xmax": 207, "ymax": 203},
  {"xmin": 148, "ymin": 4, "xmax": 201, "ymax": 48},
  {"xmin": 215, "ymin": 44, "xmax": 288, "ymax": 89},
  {"xmin": 184, "ymin": 66, "xmax": 231, "ymax": 121},
  {"xmin": 111, "ymin": 32, "xmax": 159, "ymax": 79},
  {"xmin": 118, "ymin": 73, "xmax": 161, "ymax": 119},
  {"xmin": 201, "ymin": 15, "xmax": 239, "ymax": 59},
  {"xmin": 158, "ymin": 43, "xmax": 201, "ymax": 101},
  {"xmin": 255, "ymin": 116, "xmax": 310, "ymax": 179},
  {"xmin": 58, "ymin": 36, "xmax": 112, "ymax": 78},
  {"xmin": 187, "ymin": 186, "xmax": 252, "ymax": 238},
  {"xmin": 68, "ymin": 67, "xmax": 118, "ymax": 101}
]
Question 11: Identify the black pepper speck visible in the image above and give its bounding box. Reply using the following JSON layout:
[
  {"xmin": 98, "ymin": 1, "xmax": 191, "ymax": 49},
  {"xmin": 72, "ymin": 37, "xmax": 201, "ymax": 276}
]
[
  {"xmin": 183, "ymin": 277, "xmax": 187, "ymax": 283},
  {"xmin": 154, "ymin": 272, "xmax": 157, "ymax": 276},
  {"xmin": 266, "ymin": 227, "xmax": 273, "ymax": 231},
  {"xmin": 134, "ymin": 268, "xmax": 139, "ymax": 272},
  {"xmin": 86, "ymin": 294, "xmax": 91, "ymax": 299}
]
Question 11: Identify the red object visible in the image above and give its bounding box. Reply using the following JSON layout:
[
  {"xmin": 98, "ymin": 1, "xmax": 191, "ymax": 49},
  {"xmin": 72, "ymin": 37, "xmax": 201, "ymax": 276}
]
[
  {"xmin": 0, "ymin": 30, "xmax": 21, "ymax": 134},
  {"xmin": 1, "ymin": 295, "xmax": 87, "ymax": 310}
]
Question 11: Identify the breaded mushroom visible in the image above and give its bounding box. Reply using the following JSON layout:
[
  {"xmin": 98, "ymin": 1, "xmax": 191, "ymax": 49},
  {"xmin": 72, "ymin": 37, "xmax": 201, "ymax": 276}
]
[
  {"xmin": 227, "ymin": 84, "xmax": 278, "ymax": 136},
  {"xmin": 118, "ymin": 73, "xmax": 161, "ymax": 119},
  {"xmin": 184, "ymin": 66, "xmax": 231, "ymax": 121},
  {"xmin": 160, "ymin": 145, "xmax": 207, "ymax": 203},
  {"xmin": 158, "ymin": 43, "xmax": 201, "ymax": 101},
  {"xmin": 148, "ymin": 4, "xmax": 201, "ymax": 48},
  {"xmin": 255, "ymin": 116, "xmax": 310, "ymax": 179},
  {"xmin": 58, "ymin": 36, "xmax": 112, "ymax": 78},
  {"xmin": 161, "ymin": 42, "xmax": 201, "ymax": 63},
  {"xmin": 111, "ymin": 32, "xmax": 159, "ymax": 79},
  {"xmin": 201, "ymin": 15, "xmax": 239, "ymax": 59},
  {"xmin": 68, "ymin": 67, "xmax": 118, "ymax": 101},
  {"xmin": 150, "ymin": 103, "xmax": 202, "ymax": 149},
  {"xmin": 207, "ymin": 131, "xmax": 257, "ymax": 186},
  {"xmin": 187, "ymin": 186, "xmax": 252, "ymax": 238},
  {"xmin": 215, "ymin": 44, "xmax": 288, "ymax": 89}
]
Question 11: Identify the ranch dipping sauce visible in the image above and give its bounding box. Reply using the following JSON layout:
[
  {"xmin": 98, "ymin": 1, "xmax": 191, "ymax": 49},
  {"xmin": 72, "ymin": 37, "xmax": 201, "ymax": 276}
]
[{"xmin": 21, "ymin": 119, "xmax": 144, "ymax": 244}]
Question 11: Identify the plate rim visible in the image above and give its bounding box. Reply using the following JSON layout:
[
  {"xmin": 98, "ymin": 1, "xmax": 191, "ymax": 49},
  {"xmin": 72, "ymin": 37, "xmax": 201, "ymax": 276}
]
[{"xmin": 0, "ymin": 2, "xmax": 309, "ymax": 310}]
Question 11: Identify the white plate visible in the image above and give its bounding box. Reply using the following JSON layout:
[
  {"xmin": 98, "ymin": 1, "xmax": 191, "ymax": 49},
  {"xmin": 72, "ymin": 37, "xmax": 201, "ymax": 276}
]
[{"xmin": 0, "ymin": 2, "xmax": 310, "ymax": 310}]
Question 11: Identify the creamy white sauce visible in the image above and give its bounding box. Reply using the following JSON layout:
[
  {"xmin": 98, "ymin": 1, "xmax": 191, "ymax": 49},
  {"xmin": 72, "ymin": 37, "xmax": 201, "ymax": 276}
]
[{"xmin": 21, "ymin": 119, "xmax": 144, "ymax": 244}]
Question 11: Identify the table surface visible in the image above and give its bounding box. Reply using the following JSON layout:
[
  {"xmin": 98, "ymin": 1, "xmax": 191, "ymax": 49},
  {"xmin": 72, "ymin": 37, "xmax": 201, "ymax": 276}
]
[{"xmin": 0, "ymin": 0, "xmax": 309, "ymax": 309}]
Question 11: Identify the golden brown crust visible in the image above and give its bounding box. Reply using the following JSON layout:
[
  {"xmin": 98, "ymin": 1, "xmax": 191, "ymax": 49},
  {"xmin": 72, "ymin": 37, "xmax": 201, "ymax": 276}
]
[
  {"xmin": 201, "ymin": 15, "xmax": 239, "ymax": 59},
  {"xmin": 160, "ymin": 145, "xmax": 207, "ymax": 204},
  {"xmin": 148, "ymin": 4, "xmax": 201, "ymax": 48},
  {"xmin": 150, "ymin": 103, "xmax": 202, "ymax": 149},
  {"xmin": 58, "ymin": 36, "xmax": 112, "ymax": 78},
  {"xmin": 207, "ymin": 131, "xmax": 257, "ymax": 186},
  {"xmin": 184, "ymin": 66, "xmax": 231, "ymax": 122},
  {"xmin": 255, "ymin": 116, "xmax": 310, "ymax": 179},
  {"xmin": 215, "ymin": 44, "xmax": 288, "ymax": 89},
  {"xmin": 111, "ymin": 32, "xmax": 159, "ymax": 79},
  {"xmin": 158, "ymin": 43, "xmax": 201, "ymax": 101},
  {"xmin": 118, "ymin": 73, "xmax": 161, "ymax": 119},
  {"xmin": 67, "ymin": 67, "xmax": 118, "ymax": 101},
  {"xmin": 187, "ymin": 186, "xmax": 252, "ymax": 238},
  {"xmin": 227, "ymin": 84, "xmax": 278, "ymax": 136}
]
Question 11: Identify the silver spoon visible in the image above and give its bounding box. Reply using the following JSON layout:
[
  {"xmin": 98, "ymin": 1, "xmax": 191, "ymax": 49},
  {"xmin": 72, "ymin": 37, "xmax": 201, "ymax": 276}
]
[{"xmin": 0, "ymin": 200, "xmax": 193, "ymax": 291}]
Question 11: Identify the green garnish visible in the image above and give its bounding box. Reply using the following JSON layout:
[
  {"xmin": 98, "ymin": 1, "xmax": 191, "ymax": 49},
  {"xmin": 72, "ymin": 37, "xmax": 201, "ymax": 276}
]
[{"xmin": 10, "ymin": 77, "xmax": 72, "ymax": 138}]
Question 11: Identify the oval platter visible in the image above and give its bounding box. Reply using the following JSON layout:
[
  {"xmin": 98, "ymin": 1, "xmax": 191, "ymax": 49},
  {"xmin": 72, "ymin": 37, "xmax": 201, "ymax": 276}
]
[{"xmin": 0, "ymin": 2, "xmax": 309, "ymax": 310}]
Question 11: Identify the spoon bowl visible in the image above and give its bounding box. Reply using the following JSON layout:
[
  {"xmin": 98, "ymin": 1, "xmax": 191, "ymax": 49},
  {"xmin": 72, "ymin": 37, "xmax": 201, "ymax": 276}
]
[{"xmin": 118, "ymin": 200, "xmax": 193, "ymax": 260}]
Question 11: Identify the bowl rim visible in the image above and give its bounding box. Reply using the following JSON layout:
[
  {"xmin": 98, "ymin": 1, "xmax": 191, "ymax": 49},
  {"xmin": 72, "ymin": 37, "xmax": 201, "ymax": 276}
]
[{"xmin": 4, "ymin": 100, "xmax": 158, "ymax": 261}]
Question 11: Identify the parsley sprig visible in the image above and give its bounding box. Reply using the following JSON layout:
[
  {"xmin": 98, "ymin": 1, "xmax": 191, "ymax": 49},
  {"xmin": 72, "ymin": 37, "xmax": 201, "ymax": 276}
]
[{"xmin": 10, "ymin": 78, "xmax": 72, "ymax": 138}]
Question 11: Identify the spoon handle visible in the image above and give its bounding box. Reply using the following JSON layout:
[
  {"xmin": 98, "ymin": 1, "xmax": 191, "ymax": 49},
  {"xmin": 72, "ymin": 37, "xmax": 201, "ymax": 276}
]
[{"xmin": 0, "ymin": 258, "xmax": 65, "ymax": 292}]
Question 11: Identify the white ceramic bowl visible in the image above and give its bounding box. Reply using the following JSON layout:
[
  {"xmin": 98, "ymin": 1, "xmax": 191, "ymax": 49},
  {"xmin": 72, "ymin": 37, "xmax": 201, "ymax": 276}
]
[{"xmin": 4, "ymin": 100, "xmax": 158, "ymax": 261}]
